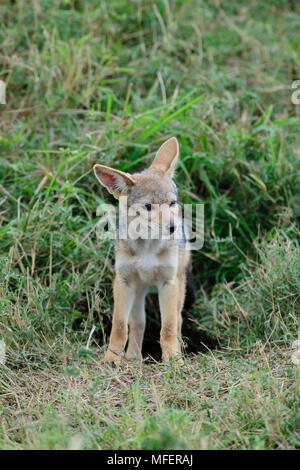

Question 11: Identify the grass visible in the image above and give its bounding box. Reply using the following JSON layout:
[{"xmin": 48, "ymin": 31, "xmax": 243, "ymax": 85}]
[
  {"xmin": 0, "ymin": 0, "xmax": 299, "ymax": 450},
  {"xmin": 0, "ymin": 349, "xmax": 298, "ymax": 450}
]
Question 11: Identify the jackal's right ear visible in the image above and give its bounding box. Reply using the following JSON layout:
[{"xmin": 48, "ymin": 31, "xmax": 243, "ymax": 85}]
[
  {"xmin": 93, "ymin": 164, "xmax": 135, "ymax": 198},
  {"xmin": 150, "ymin": 137, "xmax": 179, "ymax": 177}
]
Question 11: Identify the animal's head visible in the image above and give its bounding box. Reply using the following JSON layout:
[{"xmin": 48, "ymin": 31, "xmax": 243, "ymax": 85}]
[{"xmin": 93, "ymin": 137, "xmax": 180, "ymax": 237}]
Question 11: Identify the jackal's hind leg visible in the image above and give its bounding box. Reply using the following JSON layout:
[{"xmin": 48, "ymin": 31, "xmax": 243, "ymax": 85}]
[
  {"xmin": 126, "ymin": 286, "xmax": 148, "ymax": 361},
  {"xmin": 176, "ymin": 274, "xmax": 186, "ymax": 355}
]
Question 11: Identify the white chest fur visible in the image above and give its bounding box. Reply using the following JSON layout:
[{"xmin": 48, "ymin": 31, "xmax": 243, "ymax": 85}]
[{"xmin": 115, "ymin": 240, "xmax": 178, "ymax": 286}]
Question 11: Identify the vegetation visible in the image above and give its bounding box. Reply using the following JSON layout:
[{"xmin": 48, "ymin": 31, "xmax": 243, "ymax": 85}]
[{"xmin": 0, "ymin": 0, "xmax": 299, "ymax": 449}]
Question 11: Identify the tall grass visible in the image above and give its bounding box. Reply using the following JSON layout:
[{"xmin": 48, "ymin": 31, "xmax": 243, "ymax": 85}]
[{"xmin": 0, "ymin": 0, "xmax": 299, "ymax": 450}]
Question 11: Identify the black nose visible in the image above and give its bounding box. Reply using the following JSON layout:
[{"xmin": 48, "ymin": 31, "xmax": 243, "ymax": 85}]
[{"xmin": 169, "ymin": 224, "xmax": 175, "ymax": 234}]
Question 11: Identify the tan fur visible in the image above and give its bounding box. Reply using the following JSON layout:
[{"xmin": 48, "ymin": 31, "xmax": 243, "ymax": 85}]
[
  {"xmin": 93, "ymin": 137, "xmax": 191, "ymax": 365},
  {"xmin": 150, "ymin": 137, "xmax": 179, "ymax": 176}
]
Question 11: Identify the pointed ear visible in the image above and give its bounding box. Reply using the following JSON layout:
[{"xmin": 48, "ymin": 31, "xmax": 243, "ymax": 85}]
[
  {"xmin": 149, "ymin": 137, "xmax": 179, "ymax": 177},
  {"xmin": 93, "ymin": 164, "xmax": 135, "ymax": 198}
]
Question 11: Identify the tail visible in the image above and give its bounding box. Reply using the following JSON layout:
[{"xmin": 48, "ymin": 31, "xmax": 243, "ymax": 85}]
[{"xmin": 184, "ymin": 265, "xmax": 195, "ymax": 310}]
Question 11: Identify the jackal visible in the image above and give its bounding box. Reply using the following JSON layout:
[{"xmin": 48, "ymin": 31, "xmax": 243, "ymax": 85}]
[{"xmin": 94, "ymin": 137, "xmax": 193, "ymax": 365}]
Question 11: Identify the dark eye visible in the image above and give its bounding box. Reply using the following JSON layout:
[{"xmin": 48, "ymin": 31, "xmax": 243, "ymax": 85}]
[
  {"xmin": 145, "ymin": 203, "xmax": 152, "ymax": 211},
  {"xmin": 170, "ymin": 201, "xmax": 176, "ymax": 207}
]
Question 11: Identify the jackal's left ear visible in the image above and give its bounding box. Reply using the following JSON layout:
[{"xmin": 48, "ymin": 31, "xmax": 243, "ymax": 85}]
[
  {"xmin": 150, "ymin": 137, "xmax": 179, "ymax": 177},
  {"xmin": 93, "ymin": 164, "xmax": 135, "ymax": 198}
]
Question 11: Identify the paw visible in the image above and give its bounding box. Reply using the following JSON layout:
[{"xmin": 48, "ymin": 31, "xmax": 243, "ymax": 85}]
[
  {"xmin": 125, "ymin": 350, "xmax": 143, "ymax": 363},
  {"xmin": 101, "ymin": 350, "xmax": 122, "ymax": 367},
  {"xmin": 162, "ymin": 351, "xmax": 183, "ymax": 365},
  {"xmin": 175, "ymin": 356, "xmax": 184, "ymax": 366}
]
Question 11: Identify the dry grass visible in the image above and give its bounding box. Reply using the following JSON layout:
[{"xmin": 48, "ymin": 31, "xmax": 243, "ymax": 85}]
[{"xmin": 0, "ymin": 345, "xmax": 298, "ymax": 450}]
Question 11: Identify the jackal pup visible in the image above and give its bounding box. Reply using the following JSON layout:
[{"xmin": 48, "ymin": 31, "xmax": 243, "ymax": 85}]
[{"xmin": 94, "ymin": 137, "xmax": 192, "ymax": 365}]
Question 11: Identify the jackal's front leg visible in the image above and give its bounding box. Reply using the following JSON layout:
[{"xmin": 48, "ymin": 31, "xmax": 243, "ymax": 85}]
[
  {"xmin": 104, "ymin": 274, "xmax": 135, "ymax": 366},
  {"xmin": 158, "ymin": 278, "xmax": 181, "ymax": 362}
]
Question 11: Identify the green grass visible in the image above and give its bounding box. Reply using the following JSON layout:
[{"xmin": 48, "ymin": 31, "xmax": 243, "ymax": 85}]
[
  {"xmin": 0, "ymin": 0, "xmax": 299, "ymax": 450},
  {"xmin": 0, "ymin": 349, "xmax": 298, "ymax": 450}
]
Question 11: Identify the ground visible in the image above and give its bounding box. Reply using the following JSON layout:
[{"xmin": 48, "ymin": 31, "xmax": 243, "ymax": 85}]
[
  {"xmin": 0, "ymin": 0, "xmax": 299, "ymax": 450},
  {"xmin": 1, "ymin": 346, "xmax": 298, "ymax": 449}
]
